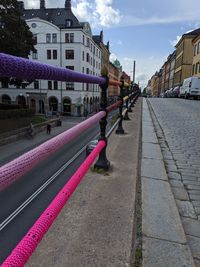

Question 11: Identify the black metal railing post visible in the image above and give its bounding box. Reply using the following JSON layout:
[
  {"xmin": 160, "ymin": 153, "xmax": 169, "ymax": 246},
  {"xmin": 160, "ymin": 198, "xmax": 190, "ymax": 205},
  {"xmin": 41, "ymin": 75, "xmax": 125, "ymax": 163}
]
[
  {"xmin": 94, "ymin": 74, "xmax": 110, "ymax": 170},
  {"xmin": 128, "ymin": 85, "xmax": 133, "ymax": 112},
  {"xmin": 123, "ymin": 87, "xmax": 130, "ymax": 120},
  {"xmin": 116, "ymin": 78, "xmax": 125, "ymax": 134}
]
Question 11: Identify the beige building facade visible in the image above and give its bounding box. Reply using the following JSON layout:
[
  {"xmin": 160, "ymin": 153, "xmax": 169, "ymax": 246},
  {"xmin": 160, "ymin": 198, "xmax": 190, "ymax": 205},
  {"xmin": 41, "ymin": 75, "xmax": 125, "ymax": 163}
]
[
  {"xmin": 192, "ymin": 35, "xmax": 200, "ymax": 77},
  {"xmin": 174, "ymin": 29, "xmax": 200, "ymax": 86}
]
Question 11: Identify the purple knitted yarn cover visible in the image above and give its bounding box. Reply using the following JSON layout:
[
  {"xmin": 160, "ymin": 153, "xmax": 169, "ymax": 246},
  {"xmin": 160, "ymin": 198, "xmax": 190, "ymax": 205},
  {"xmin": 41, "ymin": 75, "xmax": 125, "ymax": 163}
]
[{"xmin": 0, "ymin": 53, "xmax": 106, "ymax": 84}]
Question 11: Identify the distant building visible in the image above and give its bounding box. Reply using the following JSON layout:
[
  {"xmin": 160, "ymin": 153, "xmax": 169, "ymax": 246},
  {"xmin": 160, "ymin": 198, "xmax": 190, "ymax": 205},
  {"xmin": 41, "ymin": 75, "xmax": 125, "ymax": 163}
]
[
  {"xmin": 0, "ymin": 0, "xmax": 103, "ymax": 116},
  {"xmin": 108, "ymin": 61, "xmax": 120, "ymax": 97},
  {"xmin": 93, "ymin": 31, "xmax": 110, "ymax": 71},
  {"xmin": 174, "ymin": 28, "xmax": 200, "ymax": 86},
  {"xmin": 168, "ymin": 51, "xmax": 176, "ymax": 89}
]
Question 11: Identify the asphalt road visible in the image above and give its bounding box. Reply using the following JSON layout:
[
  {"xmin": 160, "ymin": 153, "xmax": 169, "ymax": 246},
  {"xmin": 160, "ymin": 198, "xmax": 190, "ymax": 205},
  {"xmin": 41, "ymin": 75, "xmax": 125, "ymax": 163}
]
[{"xmin": 0, "ymin": 111, "xmax": 116, "ymax": 263}]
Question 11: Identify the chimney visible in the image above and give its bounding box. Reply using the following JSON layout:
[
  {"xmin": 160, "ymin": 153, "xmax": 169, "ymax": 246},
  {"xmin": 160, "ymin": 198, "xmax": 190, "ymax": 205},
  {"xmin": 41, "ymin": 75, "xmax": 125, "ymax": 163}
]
[
  {"xmin": 40, "ymin": 0, "xmax": 45, "ymax": 9},
  {"xmin": 18, "ymin": 1, "xmax": 24, "ymax": 11},
  {"xmin": 65, "ymin": 0, "xmax": 71, "ymax": 10}
]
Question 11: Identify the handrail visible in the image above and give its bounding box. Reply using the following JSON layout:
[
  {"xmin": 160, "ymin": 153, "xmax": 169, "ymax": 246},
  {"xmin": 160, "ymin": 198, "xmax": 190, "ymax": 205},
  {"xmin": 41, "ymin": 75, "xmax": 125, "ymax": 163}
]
[
  {"xmin": 106, "ymin": 100, "xmax": 122, "ymax": 113},
  {"xmin": 0, "ymin": 53, "xmax": 106, "ymax": 85},
  {"xmin": 1, "ymin": 140, "xmax": 106, "ymax": 267},
  {"xmin": 109, "ymin": 79, "xmax": 130, "ymax": 88},
  {"xmin": 0, "ymin": 111, "xmax": 106, "ymax": 192}
]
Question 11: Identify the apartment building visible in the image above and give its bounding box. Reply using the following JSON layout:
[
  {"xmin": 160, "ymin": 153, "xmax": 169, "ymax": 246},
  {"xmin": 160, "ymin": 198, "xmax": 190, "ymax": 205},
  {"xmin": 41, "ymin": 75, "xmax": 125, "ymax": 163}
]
[
  {"xmin": 108, "ymin": 61, "xmax": 120, "ymax": 97},
  {"xmin": 0, "ymin": 0, "xmax": 103, "ymax": 116},
  {"xmin": 174, "ymin": 28, "xmax": 200, "ymax": 86},
  {"xmin": 168, "ymin": 51, "xmax": 176, "ymax": 89},
  {"xmin": 192, "ymin": 35, "xmax": 200, "ymax": 77}
]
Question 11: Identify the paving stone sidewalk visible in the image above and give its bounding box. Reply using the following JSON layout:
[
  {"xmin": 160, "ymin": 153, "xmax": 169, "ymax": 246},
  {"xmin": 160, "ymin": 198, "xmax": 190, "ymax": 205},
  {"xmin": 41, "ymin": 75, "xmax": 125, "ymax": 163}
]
[
  {"xmin": 142, "ymin": 98, "xmax": 195, "ymax": 267},
  {"xmin": 147, "ymin": 98, "xmax": 200, "ymax": 267}
]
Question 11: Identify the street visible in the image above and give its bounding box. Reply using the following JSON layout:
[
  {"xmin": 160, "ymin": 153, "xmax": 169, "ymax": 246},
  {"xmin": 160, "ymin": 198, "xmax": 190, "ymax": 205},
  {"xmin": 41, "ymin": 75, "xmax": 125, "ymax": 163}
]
[{"xmin": 148, "ymin": 98, "xmax": 200, "ymax": 264}]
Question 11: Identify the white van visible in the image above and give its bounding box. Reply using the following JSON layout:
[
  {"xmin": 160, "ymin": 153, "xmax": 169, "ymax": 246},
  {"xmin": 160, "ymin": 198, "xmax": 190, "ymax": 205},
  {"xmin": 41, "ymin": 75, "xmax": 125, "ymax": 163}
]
[{"xmin": 180, "ymin": 76, "xmax": 200, "ymax": 99}]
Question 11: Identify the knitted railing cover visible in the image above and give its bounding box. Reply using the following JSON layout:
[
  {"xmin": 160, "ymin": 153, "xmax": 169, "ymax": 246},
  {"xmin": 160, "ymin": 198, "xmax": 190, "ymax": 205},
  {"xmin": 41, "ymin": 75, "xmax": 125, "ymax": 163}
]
[
  {"xmin": 0, "ymin": 111, "xmax": 106, "ymax": 192},
  {"xmin": 106, "ymin": 100, "xmax": 122, "ymax": 113},
  {"xmin": 1, "ymin": 140, "xmax": 106, "ymax": 267},
  {"xmin": 0, "ymin": 53, "xmax": 106, "ymax": 85}
]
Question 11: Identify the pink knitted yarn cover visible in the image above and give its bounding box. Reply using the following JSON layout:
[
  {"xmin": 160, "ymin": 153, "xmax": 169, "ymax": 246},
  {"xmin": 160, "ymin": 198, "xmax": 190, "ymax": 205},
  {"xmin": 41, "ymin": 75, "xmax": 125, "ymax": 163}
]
[{"xmin": 1, "ymin": 140, "xmax": 106, "ymax": 267}]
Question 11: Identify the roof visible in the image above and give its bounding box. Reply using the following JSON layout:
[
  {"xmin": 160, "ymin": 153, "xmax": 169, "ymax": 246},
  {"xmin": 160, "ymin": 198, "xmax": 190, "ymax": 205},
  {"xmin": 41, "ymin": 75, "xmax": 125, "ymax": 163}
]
[
  {"xmin": 23, "ymin": 8, "xmax": 82, "ymax": 29},
  {"xmin": 175, "ymin": 28, "xmax": 200, "ymax": 47}
]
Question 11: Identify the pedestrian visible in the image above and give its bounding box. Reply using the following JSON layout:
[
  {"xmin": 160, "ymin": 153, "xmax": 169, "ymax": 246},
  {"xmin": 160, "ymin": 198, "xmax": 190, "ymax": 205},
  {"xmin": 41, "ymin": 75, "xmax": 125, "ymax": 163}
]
[
  {"xmin": 46, "ymin": 123, "xmax": 51, "ymax": 134},
  {"xmin": 28, "ymin": 123, "xmax": 35, "ymax": 138}
]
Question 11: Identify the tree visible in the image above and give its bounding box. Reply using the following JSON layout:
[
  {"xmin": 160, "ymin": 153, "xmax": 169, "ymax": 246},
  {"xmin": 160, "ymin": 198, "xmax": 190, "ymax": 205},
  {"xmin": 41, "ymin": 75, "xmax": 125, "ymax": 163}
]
[{"xmin": 0, "ymin": 0, "xmax": 35, "ymax": 87}]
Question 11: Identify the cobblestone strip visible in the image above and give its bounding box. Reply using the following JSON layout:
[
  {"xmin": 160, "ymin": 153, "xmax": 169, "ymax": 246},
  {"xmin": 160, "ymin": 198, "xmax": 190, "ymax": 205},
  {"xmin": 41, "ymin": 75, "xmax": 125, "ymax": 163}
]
[{"xmin": 147, "ymin": 99, "xmax": 200, "ymax": 266}]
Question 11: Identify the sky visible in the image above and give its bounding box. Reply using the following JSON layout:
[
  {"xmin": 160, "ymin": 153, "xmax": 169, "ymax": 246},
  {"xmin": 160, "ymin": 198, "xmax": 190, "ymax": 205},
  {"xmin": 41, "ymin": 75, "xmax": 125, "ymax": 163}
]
[{"xmin": 22, "ymin": 0, "xmax": 200, "ymax": 89}]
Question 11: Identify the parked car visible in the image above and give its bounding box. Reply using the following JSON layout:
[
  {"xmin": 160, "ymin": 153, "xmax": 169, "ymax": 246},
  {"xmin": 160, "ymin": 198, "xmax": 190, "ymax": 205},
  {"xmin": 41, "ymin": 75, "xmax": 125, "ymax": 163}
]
[
  {"xmin": 172, "ymin": 86, "xmax": 181, "ymax": 98},
  {"xmin": 180, "ymin": 76, "xmax": 200, "ymax": 99},
  {"xmin": 86, "ymin": 139, "xmax": 98, "ymax": 156}
]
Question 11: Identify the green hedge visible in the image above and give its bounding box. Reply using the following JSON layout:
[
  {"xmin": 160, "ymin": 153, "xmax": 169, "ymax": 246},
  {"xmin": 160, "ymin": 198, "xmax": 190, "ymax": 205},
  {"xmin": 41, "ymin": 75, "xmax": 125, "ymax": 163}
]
[
  {"xmin": 0, "ymin": 103, "xmax": 21, "ymax": 110},
  {"xmin": 0, "ymin": 109, "xmax": 35, "ymax": 120}
]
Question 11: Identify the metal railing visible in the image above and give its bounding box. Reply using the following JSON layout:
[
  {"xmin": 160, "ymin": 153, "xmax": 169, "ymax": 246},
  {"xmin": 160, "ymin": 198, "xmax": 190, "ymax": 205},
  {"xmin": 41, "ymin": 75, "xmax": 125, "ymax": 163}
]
[{"xmin": 0, "ymin": 52, "xmax": 139, "ymax": 266}]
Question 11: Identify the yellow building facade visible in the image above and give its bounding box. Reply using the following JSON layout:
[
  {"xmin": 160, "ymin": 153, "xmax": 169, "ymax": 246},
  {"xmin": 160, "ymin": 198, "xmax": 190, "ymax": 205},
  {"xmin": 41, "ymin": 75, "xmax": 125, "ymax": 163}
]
[
  {"xmin": 192, "ymin": 35, "xmax": 200, "ymax": 77},
  {"xmin": 174, "ymin": 29, "xmax": 200, "ymax": 86}
]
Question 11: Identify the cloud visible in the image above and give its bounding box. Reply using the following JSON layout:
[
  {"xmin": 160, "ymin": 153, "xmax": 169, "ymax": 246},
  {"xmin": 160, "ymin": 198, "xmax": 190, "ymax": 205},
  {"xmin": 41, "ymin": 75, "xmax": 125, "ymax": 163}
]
[
  {"xmin": 22, "ymin": 0, "xmax": 39, "ymax": 8},
  {"xmin": 170, "ymin": 35, "xmax": 182, "ymax": 47},
  {"xmin": 94, "ymin": 0, "xmax": 122, "ymax": 27},
  {"xmin": 116, "ymin": 40, "xmax": 123, "ymax": 45},
  {"xmin": 110, "ymin": 53, "xmax": 118, "ymax": 62},
  {"xmin": 73, "ymin": 0, "xmax": 122, "ymax": 28}
]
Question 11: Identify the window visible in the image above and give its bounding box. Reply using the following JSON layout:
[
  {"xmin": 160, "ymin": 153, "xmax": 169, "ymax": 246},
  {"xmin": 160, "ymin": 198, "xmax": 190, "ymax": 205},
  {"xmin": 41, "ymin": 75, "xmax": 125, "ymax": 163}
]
[
  {"xmin": 46, "ymin": 33, "xmax": 51, "ymax": 43},
  {"xmin": 34, "ymin": 80, "xmax": 39, "ymax": 89},
  {"xmin": 47, "ymin": 50, "xmax": 51, "ymax": 59},
  {"xmin": 86, "ymin": 53, "xmax": 90, "ymax": 62},
  {"xmin": 65, "ymin": 33, "xmax": 74, "ymax": 43},
  {"xmin": 53, "ymin": 50, "xmax": 57, "ymax": 59},
  {"xmin": 32, "ymin": 49, "xmax": 38, "ymax": 59},
  {"xmin": 65, "ymin": 50, "xmax": 74, "ymax": 59},
  {"xmin": 196, "ymin": 63, "xmax": 199, "ymax": 74},
  {"xmin": 86, "ymin": 68, "xmax": 89, "ymax": 74},
  {"xmin": 54, "ymin": 81, "xmax": 58, "ymax": 90},
  {"xmin": 82, "ymin": 67, "xmax": 84, "ymax": 73},
  {"xmin": 83, "ymin": 35, "xmax": 85, "ymax": 45},
  {"xmin": 65, "ymin": 19, "xmax": 72, "ymax": 27},
  {"xmin": 66, "ymin": 82, "xmax": 74, "ymax": 90},
  {"xmin": 87, "ymin": 38, "xmax": 90, "ymax": 47},
  {"xmin": 66, "ymin": 66, "xmax": 74, "ymax": 70},
  {"xmin": 48, "ymin": 81, "xmax": 52, "ymax": 90},
  {"xmin": 198, "ymin": 42, "xmax": 200, "ymax": 54},
  {"xmin": 52, "ymin": 33, "xmax": 57, "ymax": 43},
  {"xmin": 192, "ymin": 64, "xmax": 195, "ymax": 75},
  {"xmin": 33, "ymin": 34, "xmax": 37, "ymax": 44},
  {"xmin": 82, "ymin": 51, "xmax": 84, "ymax": 61}
]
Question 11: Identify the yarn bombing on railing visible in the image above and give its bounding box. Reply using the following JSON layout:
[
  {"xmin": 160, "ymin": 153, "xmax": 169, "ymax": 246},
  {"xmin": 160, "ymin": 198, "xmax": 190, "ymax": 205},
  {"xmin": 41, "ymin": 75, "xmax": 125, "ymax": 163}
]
[
  {"xmin": 1, "ymin": 140, "xmax": 106, "ymax": 267},
  {"xmin": 0, "ymin": 111, "xmax": 106, "ymax": 192},
  {"xmin": 0, "ymin": 53, "xmax": 106, "ymax": 85}
]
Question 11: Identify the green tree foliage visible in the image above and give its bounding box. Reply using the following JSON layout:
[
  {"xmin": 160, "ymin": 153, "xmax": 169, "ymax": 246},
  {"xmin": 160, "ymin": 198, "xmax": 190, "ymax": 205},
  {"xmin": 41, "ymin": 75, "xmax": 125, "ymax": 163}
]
[{"xmin": 0, "ymin": 0, "xmax": 35, "ymax": 86}]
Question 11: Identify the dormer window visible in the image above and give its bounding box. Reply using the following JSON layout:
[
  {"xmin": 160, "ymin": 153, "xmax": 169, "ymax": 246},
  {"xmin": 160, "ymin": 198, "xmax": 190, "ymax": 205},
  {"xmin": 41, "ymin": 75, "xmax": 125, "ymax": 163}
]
[{"xmin": 65, "ymin": 19, "xmax": 72, "ymax": 27}]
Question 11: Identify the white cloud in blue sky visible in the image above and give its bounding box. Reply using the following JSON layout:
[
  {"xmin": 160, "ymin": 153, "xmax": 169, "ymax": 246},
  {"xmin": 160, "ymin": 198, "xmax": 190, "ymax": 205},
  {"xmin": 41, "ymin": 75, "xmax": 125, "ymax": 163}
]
[{"xmin": 22, "ymin": 0, "xmax": 200, "ymax": 88}]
